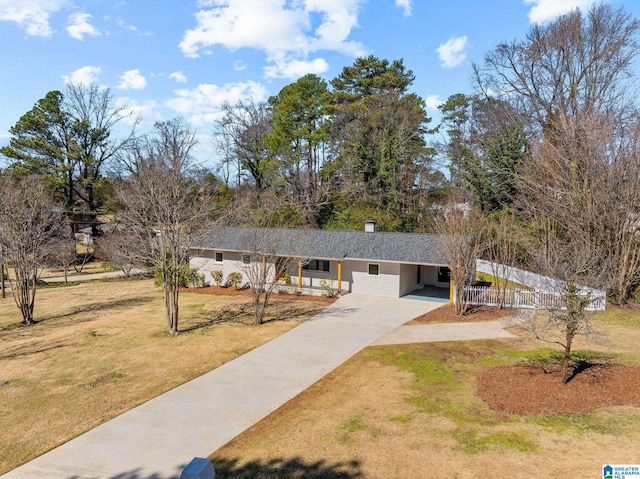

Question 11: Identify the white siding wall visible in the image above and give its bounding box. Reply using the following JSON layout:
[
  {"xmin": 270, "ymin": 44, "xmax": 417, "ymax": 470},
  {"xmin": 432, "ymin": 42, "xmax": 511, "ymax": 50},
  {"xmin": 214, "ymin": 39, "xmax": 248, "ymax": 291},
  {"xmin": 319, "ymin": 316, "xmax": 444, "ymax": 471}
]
[
  {"xmin": 399, "ymin": 263, "xmax": 418, "ymax": 296},
  {"xmin": 350, "ymin": 261, "xmax": 400, "ymax": 297},
  {"xmin": 190, "ymin": 250, "xmax": 251, "ymax": 285},
  {"xmin": 192, "ymin": 251, "xmax": 429, "ymax": 297}
]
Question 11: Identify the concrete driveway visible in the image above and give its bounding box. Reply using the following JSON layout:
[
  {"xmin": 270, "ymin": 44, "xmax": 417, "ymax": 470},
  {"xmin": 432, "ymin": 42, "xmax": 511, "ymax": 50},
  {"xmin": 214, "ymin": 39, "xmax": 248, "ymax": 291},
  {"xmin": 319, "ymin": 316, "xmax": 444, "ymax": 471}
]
[
  {"xmin": 2, "ymin": 294, "xmax": 516, "ymax": 479},
  {"xmin": 1, "ymin": 294, "xmax": 441, "ymax": 479}
]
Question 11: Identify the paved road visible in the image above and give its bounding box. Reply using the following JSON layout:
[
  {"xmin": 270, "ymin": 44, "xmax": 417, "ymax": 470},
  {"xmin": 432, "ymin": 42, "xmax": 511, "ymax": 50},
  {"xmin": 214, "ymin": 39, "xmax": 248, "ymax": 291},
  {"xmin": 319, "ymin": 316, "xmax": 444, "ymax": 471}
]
[
  {"xmin": 41, "ymin": 270, "xmax": 140, "ymax": 283},
  {"xmin": 1, "ymin": 294, "xmax": 515, "ymax": 479}
]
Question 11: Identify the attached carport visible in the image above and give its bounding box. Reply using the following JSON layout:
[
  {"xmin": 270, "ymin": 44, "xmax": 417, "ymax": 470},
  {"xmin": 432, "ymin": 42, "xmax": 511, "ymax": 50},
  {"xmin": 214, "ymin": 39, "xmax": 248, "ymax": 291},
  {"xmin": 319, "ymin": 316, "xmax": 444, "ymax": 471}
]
[{"xmin": 398, "ymin": 263, "xmax": 451, "ymax": 301}]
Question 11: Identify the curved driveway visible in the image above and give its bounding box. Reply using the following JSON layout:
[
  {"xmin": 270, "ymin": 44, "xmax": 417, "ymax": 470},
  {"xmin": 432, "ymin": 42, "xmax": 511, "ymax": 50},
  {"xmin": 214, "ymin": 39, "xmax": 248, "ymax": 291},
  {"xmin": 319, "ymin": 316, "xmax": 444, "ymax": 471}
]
[{"xmin": 2, "ymin": 293, "xmax": 513, "ymax": 479}]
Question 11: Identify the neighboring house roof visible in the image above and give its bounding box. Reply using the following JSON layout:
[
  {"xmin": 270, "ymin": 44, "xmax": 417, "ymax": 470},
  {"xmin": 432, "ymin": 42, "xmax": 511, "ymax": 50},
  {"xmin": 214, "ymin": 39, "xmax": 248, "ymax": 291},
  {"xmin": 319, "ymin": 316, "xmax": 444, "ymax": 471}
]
[{"xmin": 192, "ymin": 227, "xmax": 451, "ymax": 266}]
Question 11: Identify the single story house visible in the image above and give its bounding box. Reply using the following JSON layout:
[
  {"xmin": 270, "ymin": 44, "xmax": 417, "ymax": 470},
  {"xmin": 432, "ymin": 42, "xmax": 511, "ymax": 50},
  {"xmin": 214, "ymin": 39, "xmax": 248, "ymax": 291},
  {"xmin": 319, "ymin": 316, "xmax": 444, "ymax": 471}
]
[{"xmin": 189, "ymin": 222, "xmax": 456, "ymax": 298}]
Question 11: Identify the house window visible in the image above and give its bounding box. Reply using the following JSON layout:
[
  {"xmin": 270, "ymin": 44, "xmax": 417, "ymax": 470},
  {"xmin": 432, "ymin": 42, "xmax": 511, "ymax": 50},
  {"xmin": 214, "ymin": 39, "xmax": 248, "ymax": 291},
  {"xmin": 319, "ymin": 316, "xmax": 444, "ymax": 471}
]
[
  {"xmin": 368, "ymin": 263, "xmax": 379, "ymax": 276},
  {"xmin": 438, "ymin": 266, "xmax": 450, "ymax": 283},
  {"xmin": 215, "ymin": 252, "xmax": 223, "ymax": 263},
  {"xmin": 242, "ymin": 254, "xmax": 251, "ymax": 265},
  {"xmin": 303, "ymin": 260, "xmax": 330, "ymax": 272}
]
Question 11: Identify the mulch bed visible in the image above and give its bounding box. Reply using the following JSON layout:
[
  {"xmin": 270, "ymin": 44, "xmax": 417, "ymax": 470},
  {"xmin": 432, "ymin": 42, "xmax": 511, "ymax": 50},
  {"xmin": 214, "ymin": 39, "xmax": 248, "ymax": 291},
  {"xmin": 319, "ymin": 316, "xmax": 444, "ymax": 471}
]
[
  {"xmin": 181, "ymin": 286, "xmax": 338, "ymax": 304},
  {"xmin": 409, "ymin": 303, "xmax": 514, "ymax": 324},
  {"xmin": 478, "ymin": 364, "xmax": 640, "ymax": 415}
]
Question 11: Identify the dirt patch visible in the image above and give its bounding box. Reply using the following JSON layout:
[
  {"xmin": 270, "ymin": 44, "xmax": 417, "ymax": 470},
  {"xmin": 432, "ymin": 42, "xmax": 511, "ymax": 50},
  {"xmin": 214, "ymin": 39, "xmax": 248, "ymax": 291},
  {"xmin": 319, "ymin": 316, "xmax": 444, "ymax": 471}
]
[
  {"xmin": 182, "ymin": 285, "xmax": 338, "ymax": 304},
  {"xmin": 478, "ymin": 364, "xmax": 640, "ymax": 415},
  {"xmin": 408, "ymin": 303, "xmax": 514, "ymax": 324}
]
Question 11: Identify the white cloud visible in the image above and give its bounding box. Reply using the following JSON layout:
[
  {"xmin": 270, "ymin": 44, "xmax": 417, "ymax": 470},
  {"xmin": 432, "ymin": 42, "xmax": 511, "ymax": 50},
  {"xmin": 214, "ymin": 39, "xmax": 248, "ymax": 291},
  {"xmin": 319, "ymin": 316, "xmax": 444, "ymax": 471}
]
[
  {"xmin": 0, "ymin": 0, "xmax": 66, "ymax": 36},
  {"xmin": 169, "ymin": 71, "xmax": 188, "ymax": 83},
  {"xmin": 264, "ymin": 56, "xmax": 329, "ymax": 78},
  {"xmin": 165, "ymin": 81, "xmax": 267, "ymax": 126},
  {"xmin": 233, "ymin": 60, "xmax": 247, "ymax": 71},
  {"xmin": 62, "ymin": 65, "xmax": 102, "ymax": 85},
  {"xmin": 425, "ymin": 95, "xmax": 442, "ymax": 111},
  {"xmin": 179, "ymin": 0, "xmax": 366, "ymax": 79},
  {"xmin": 436, "ymin": 36, "xmax": 468, "ymax": 68},
  {"xmin": 116, "ymin": 17, "xmax": 137, "ymax": 32},
  {"xmin": 118, "ymin": 69, "xmax": 146, "ymax": 90},
  {"xmin": 66, "ymin": 12, "xmax": 100, "ymax": 40},
  {"xmin": 395, "ymin": 0, "xmax": 412, "ymax": 17},
  {"xmin": 115, "ymin": 97, "xmax": 161, "ymax": 125},
  {"xmin": 191, "ymin": 133, "xmax": 217, "ymax": 164},
  {"xmin": 524, "ymin": 0, "xmax": 591, "ymax": 24}
]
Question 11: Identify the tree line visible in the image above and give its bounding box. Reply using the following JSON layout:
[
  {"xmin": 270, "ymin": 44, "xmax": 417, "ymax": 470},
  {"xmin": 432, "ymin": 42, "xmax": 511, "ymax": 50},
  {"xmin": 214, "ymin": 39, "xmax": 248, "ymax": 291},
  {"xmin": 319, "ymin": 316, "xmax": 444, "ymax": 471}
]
[{"xmin": 1, "ymin": 4, "xmax": 640, "ymax": 351}]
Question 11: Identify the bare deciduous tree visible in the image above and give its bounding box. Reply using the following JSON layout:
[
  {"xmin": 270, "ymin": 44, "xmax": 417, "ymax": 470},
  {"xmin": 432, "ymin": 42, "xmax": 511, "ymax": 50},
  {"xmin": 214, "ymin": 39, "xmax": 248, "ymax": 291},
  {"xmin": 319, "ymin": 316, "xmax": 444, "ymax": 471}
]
[
  {"xmin": 95, "ymin": 228, "xmax": 144, "ymax": 277},
  {"xmin": 477, "ymin": 4, "xmax": 640, "ymax": 127},
  {"xmin": 516, "ymin": 113, "xmax": 616, "ymax": 382},
  {"xmin": 65, "ymin": 83, "xmax": 135, "ymax": 236},
  {"xmin": 478, "ymin": 4, "xmax": 640, "ymax": 305},
  {"xmin": 0, "ymin": 176, "xmax": 64, "ymax": 325},
  {"xmin": 435, "ymin": 203, "xmax": 489, "ymax": 315},
  {"xmin": 236, "ymin": 227, "xmax": 301, "ymax": 325},
  {"xmin": 214, "ymin": 99, "xmax": 275, "ymax": 191},
  {"xmin": 485, "ymin": 212, "xmax": 523, "ymax": 307},
  {"xmin": 45, "ymin": 237, "xmax": 78, "ymax": 284},
  {"xmin": 520, "ymin": 218, "xmax": 608, "ymax": 383},
  {"xmin": 117, "ymin": 118, "xmax": 215, "ymax": 335}
]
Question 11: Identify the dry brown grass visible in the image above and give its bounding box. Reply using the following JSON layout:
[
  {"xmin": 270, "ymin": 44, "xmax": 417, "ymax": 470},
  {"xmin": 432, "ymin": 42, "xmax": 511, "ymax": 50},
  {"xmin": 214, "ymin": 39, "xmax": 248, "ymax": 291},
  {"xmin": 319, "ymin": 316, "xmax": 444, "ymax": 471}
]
[
  {"xmin": 210, "ymin": 309, "xmax": 640, "ymax": 479},
  {"xmin": 0, "ymin": 279, "xmax": 327, "ymax": 474}
]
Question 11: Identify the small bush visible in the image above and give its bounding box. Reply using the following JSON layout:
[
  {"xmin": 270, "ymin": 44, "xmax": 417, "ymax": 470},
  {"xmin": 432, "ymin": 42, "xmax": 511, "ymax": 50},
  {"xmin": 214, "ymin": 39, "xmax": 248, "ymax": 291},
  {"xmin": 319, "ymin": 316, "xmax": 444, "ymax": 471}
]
[
  {"xmin": 320, "ymin": 276, "xmax": 337, "ymax": 298},
  {"xmin": 283, "ymin": 272, "xmax": 292, "ymax": 285},
  {"xmin": 211, "ymin": 269, "xmax": 224, "ymax": 286},
  {"xmin": 154, "ymin": 266, "xmax": 206, "ymax": 288},
  {"xmin": 278, "ymin": 285, "xmax": 299, "ymax": 295},
  {"xmin": 227, "ymin": 272, "xmax": 243, "ymax": 290},
  {"xmin": 186, "ymin": 269, "xmax": 206, "ymax": 288}
]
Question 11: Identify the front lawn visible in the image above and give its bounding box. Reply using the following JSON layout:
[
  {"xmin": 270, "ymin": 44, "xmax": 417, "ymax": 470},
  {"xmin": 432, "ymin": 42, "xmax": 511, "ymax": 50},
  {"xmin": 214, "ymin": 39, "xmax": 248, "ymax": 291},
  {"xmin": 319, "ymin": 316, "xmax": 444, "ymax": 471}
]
[
  {"xmin": 0, "ymin": 279, "xmax": 327, "ymax": 474},
  {"xmin": 210, "ymin": 305, "xmax": 640, "ymax": 479}
]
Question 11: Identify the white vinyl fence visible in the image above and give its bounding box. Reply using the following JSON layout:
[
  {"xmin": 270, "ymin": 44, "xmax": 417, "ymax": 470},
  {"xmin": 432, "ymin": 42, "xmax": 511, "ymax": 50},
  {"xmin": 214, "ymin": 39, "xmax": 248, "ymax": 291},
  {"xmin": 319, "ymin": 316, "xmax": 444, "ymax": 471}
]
[{"xmin": 462, "ymin": 286, "xmax": 606, "ymax": 311}]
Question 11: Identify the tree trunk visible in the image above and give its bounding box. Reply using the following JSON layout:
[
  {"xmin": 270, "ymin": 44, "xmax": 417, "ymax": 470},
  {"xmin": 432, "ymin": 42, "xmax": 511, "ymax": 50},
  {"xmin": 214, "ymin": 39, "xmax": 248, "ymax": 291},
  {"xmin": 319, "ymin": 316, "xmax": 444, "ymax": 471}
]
[
  {"xmin": 164, "ymin": 284, "xmax": 180, "ymax": 335},
  {"xmin": 1, "ymin": 262, "xmax": 5, "ymax": 299},
  {"xmin": 253, "ymin": 291, "xmax": 265, "ymax": 325},
  {"xmin": 561, "ymin": 335, "xmax": 573, "ymax": 383},
  {"xmin": 14, "ymin": 276, "xmax": 35, "ymax": 326}
]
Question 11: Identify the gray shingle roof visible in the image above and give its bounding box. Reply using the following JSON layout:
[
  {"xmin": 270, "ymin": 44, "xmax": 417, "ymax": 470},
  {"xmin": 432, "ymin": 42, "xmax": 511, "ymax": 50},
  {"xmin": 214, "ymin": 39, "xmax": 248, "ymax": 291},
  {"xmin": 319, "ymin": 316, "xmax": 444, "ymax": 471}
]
[{"xmin": 193, "ymin": 227, "xmax": 450, "ymax": 266}]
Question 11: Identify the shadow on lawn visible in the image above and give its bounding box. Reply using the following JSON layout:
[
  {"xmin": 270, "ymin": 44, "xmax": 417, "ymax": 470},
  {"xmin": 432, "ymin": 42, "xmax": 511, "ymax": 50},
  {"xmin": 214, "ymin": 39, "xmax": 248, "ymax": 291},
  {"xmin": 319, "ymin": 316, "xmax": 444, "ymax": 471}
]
[
  {"xmin": 181, "ymin": 303, "xmax": 326, "ymax": 332},
  {"xmin": 35, "ymin": 296, "xmax": 155, "ymax": 324},
  {"xmin": 0, "ymin": 338, "xmax": 70, "ymax": 360},
  {"xmin": 64, "ymin": 457, "xmax": 362, "ymax": 479},
  {"xmin": 212, "ymin": 456, "xmax": 364, "ymax": 479}
]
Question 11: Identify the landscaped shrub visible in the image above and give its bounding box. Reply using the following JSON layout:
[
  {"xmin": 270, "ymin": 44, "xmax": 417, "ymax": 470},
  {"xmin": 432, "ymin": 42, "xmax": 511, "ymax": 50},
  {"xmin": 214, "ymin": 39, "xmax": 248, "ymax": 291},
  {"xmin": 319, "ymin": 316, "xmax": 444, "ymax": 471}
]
[
  {"xmin": 227, "ymin": 272, "xmax": 243, "ymax": 290},
  {"xmin": 186, "ymin": 269, "xmax": 206, "ymax": 288},
  {"xmin": 154, "ymin": 266, "xmax": 206, "ymax": 288},
  {"xmin": 320, "ymin": 276, "xmax": 337, "ymax": 298},
  {"xmin": 211, "ymin": 269, "xmax": 224, "ymax": 286}
]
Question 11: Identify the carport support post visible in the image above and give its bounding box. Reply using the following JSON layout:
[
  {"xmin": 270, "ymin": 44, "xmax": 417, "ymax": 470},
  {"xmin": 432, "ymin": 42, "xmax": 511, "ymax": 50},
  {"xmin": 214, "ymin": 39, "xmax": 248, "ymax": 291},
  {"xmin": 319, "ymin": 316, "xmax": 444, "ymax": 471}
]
[
  {"xmin": 337, "ymin": 261, "xmax": 342, "ymax": 294},
  {"xmin": 297, "ymin": 261, "xmax": 303, "ymax": 289}
]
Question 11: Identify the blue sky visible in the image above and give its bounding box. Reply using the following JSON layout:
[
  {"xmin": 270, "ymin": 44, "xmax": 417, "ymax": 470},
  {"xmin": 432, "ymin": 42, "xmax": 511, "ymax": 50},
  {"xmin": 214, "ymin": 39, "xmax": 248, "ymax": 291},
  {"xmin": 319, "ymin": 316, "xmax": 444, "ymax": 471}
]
[{"xmin": 1, "ymin": 0, "xmax": 638, "ymax": 166}]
